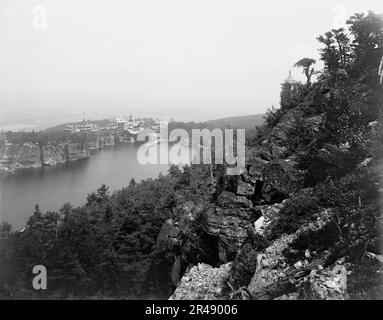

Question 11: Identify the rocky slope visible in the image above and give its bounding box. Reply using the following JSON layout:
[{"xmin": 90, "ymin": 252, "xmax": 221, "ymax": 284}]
[{"xmin": 161, "ymin": 92, "xmax": 383, "ymax": 300}]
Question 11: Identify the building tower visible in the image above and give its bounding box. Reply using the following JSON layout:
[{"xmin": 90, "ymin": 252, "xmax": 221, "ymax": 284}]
[
  {"xmin": 281, "ymin": 70, "xmax": 297, "ymax": 86},
  {"xmin": 280, "ymin": 70, "xmax": 300, "ymax": 109}
]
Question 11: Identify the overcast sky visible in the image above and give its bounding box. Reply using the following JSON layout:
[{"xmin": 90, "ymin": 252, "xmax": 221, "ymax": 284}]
[{"xmin": 0, "ymin": 0, "xmax": 381, "ymax": 130}]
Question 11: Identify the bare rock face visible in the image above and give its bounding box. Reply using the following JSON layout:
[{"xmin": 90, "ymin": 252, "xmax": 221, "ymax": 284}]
[
  {"xmin": 262, "ymin": 160, "xmax": 305, "ymax": 202},
  {"xmin": 67, "ymin": 143, "xmax": 90, "ymax": 161},
  {"xmin": 41, "ymin": 144, "xmax": 67, "ymax": 165},
  {"xmin": 169, "ymin": 263, "xmax": 232, "ymax": 300},
  {"xmin": 0, "ymin": 142, "xmax": 42, "ymax": 170},
  {"xmin": 14, "ymin": 143, "xmax": 42, "ymax": 167},
  {"xmin": 205, "ymin": 192, "xmax": 260, "ymax": 262},
  {"xmin": 0, "ymin": 142, "xmax": 17, "ymax": 162},
  {"xmin": 0, "ymin": 141, "xmax": 91, "ymax": 173}
]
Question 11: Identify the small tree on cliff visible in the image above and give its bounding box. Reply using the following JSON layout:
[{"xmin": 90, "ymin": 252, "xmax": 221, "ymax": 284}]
[{"xmin": 294, "ymin": 58, "xmax": 316, "ymax": 86}]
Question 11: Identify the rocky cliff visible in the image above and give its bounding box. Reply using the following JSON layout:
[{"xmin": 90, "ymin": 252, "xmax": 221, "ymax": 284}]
[{"xmin": 0, "ymin": 141, "xmax": 91, "ymax": 173}]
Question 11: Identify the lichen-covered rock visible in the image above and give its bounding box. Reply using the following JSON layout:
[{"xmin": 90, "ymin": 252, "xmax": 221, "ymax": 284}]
[{"xmin": 169, "ymin": 263, "xmax": 232, "ymax": 300}]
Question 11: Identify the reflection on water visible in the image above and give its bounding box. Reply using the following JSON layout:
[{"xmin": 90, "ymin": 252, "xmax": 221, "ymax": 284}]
[{"xmin": 0, "ymin": 144, "xmax": 171, "ymax": 230}]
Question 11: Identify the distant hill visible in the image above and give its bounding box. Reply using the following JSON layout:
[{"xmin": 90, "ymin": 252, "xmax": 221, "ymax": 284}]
[
  {"xmin": 204, "ymin": 114, "xmax": 265, "ymax": 129},
  {"xmin": 204, "ymin": 114, "xmax": 264, "ymax": 129}
]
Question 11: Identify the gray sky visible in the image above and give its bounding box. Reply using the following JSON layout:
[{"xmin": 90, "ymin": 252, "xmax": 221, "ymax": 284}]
[{"xmin": 0, "ymin": 0, "xmax": 381, "ymax": 130}]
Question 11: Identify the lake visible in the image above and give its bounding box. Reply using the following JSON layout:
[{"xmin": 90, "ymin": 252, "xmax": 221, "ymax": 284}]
[{"xmin": 0, "ymin": 143, "xmax": 173, "ymax": 230}]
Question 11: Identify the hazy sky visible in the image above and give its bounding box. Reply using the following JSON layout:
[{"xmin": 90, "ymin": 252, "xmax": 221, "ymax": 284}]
[{"xmin": 0, "ymin": 0, "xmax": 381, "ymax": 130}]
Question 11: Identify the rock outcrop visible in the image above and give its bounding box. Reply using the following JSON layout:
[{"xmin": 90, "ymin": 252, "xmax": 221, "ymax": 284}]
[{"xmin": 205, "ymin": 192, "xmax": 260, "ymax": 262}]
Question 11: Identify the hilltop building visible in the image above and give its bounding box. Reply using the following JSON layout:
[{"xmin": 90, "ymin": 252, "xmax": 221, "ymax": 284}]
[
  {"xmin": 65, "ymin": 119, "xmax": 98, "ymax": 133},
  {"xmin": 281, "ymin": 70, "xmax": 298, "ymax": 86}
]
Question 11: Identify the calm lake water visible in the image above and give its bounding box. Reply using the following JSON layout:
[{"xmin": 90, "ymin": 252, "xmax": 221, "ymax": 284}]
[{"xmin": 0, "ymin": 143, "xmax": 172, "ymax": 230}]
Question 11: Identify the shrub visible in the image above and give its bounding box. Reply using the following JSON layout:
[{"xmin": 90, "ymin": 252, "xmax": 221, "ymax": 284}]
[{"xmin": 265, "ymin": 195, "xmax": 319, "ymax": 240}]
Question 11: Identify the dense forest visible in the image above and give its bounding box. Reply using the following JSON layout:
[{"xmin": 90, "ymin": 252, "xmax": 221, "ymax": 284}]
[{"xmin": 0, "ymin": 11, "xmax": 383, "ymax": 299}]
